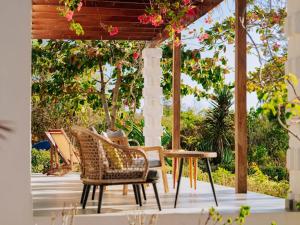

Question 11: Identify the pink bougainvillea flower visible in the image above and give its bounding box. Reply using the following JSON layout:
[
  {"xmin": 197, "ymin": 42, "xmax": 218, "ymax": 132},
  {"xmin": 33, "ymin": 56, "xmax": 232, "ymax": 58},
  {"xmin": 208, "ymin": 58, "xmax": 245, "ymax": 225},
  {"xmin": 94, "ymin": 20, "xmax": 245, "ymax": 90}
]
[
  {"xmin": 116, "ymin": 62, "xmax": 122, "ymax": 70},
  {"xmin": 273, "ymin": 42, "xmax": 280, "ymax": 51},
  {"xmin": 186, "ymin": 7, "xmax": 196, "ymax": 17},
  {"xmin": 138, "ymin": 14, "xmax": 151, "ymax": 24},
  {"xmin": 172, "ymin": 23, "xmax": 184, "ymax": 34},
  {"xmin": 272, "ymin": 14, "xmax": 281, "ymax": 24},
  {"xmin": 65, "ymin": 10, "xmax": 74, "ymax": 21},
  {"xmin": 174, "ymin": 37, "xmax": 181, "ymax": 47},
  {"xmin": 133, "ymin": 52, "xmax": 140, "ymax": 60},
  {"xmin": 160, "ymin": 7, "xmax": 168, "ymax": 14},
  {"xmin": 204, "ymin": 15, "xmax": 213, "ymax": 24},
  {"xmin": 183, "ymin": 0, "xmax": 191, "ymax": 5},
  {"xmin": 151, "ymin": 14, "xmax": 164, "ymax": 27},
  {"xmin": 197, "ymin": 33, "xmax": 210, "ymax": 42},
  {"xmin": 77, "ymin": 1, "xmax": 83, "ymax": 12},
  {"xmin": 108, "ymin": 26, "xmax": 119, "ymax": 36}
]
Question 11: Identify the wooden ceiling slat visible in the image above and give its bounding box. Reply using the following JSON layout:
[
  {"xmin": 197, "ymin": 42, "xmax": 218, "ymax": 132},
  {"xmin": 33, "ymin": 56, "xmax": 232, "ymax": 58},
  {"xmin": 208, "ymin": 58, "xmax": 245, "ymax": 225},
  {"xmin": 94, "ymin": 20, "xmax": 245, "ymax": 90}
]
[
  {"xmin": 32, "ymin": 24, "xmax": 158, "ymax": 31},
  {"xmin": 31, "ymin": 33, "xmax": 153, "ymax": 40},
  {"xmin": 32, "ymin": 5, "xmax": 145, "ymax": 17},
  {"xmin": 32, "ymin": 13, "xmax": 140, "ymax": 20},
  {"xmin": 32, "ymin": 20, "xmax": 159, "ymax": 28},
  {"xmin": 32, "ymin": 0, "xmax": 149, "ymax": 9}
]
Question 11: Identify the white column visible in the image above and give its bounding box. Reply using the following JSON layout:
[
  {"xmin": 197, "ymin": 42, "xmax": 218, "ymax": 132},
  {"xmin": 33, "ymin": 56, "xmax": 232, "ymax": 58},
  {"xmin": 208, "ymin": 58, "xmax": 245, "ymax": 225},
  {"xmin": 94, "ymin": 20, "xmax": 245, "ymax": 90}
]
[
  {"xmin": 286, "ymin": 0, "xmax": 300, "ymax": 204},
  {"xmin": 0, "ymin": 1, "xmax": 33, "ymax": 225},
  {"xmin": 142, "ymin": 48, "xmax": 163, "ymax": 147}
]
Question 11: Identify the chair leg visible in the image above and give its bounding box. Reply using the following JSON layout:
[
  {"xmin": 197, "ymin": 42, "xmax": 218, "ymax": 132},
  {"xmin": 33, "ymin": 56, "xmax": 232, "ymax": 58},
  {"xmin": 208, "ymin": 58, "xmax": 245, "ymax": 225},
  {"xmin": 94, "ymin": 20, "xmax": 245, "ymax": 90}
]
[
  {"xmin": 152, "ymin": 182, "xmax": 161, "ymax": 211},
  {"xmin": 136, "ymin": 185, "xmax": 142, "ymax": 207},
  {"xmin": 123, "ymin": 184, "xmax": 128, "ymax": 195},
  {"xmin": 132, "ymin": 185, "xmax": 139, "ymax": 205},
  {"xmin": 205, "ymin": 158, "xmax": 218, "ymax": 206},
  {"xmin": 80, "ymin": 184, "xmax": 87, "ymax": 204},
  {"xmin": 141, "ymin": 184, "xmax": 147, "ymax": 201},
  {"xmin": 82, "ymin": 185, "xmax": 91, "ymax": 209},
  {"xmin": 92, "ymin": 185, "xmax": 97, "ymax": 200},
  {"xmin": 161, "ymin": 165, "xmax": 169, "ymax": 193},
  {"xmin": 97, "ymin": 185, "xmax": 104, "ymax": 213}
]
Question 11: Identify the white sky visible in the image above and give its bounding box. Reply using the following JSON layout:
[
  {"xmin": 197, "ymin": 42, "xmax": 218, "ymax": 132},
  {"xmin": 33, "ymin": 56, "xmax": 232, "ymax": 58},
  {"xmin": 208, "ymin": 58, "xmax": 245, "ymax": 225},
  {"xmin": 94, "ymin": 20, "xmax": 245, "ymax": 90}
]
[{"xmin": 180, "ymin": 0, "xmax": 259, "ymax": 112}]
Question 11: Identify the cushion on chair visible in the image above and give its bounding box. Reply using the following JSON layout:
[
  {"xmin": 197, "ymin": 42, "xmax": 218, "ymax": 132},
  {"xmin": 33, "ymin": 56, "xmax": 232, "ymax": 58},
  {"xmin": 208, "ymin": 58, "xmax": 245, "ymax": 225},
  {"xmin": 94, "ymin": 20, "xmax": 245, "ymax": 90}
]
[
  {"xmin": 103, "ymin": 129, "xmax": 126, "ymax": 138},
  {"xmin": 149, "ymin": 159, "xmax": 161, "ymax": 168},
  {"xmin": 102, "ymin": 142, "xmax": 124, "ymax": 170},
  {"xmin": 132, "ymin": 158, "xmax": 161, "ymax": 168},
  {"xmin": 146, "ymin": 169, "xmax": 159, "ymax": 181}
]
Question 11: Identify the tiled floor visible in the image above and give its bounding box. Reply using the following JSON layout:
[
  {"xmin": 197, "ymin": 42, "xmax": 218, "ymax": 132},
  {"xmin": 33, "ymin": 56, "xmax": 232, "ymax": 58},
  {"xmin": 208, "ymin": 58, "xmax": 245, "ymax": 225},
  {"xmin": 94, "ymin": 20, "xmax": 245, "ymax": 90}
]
[{"xmin": 32, "ymin": 172, "xmax": 285, "ymax": 217}]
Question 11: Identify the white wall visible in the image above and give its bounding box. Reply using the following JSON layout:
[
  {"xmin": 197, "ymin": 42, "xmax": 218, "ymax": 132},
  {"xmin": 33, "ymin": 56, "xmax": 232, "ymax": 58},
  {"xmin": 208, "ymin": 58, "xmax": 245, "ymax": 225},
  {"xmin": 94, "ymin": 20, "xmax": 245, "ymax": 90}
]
[
  {"xmin": 0, "ymin": 1, "xmax": 33, "ymax": 225},
  {"xmin": 286, "ymin": 0, "xmax": 300, "ymax": 202}
]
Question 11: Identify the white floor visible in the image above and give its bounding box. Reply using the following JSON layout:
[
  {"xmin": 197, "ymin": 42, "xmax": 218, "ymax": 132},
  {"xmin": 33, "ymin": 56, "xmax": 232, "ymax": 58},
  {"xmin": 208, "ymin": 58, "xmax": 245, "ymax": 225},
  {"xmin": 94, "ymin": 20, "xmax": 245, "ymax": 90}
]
[{"xmin": 32, "ymin": 173, "xmax": 299, "ymax": 225}]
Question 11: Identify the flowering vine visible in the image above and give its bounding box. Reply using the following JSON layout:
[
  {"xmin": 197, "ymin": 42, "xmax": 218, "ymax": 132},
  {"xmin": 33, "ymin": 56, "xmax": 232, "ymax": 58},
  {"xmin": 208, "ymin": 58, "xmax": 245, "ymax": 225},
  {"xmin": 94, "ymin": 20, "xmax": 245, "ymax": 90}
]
[
  {"xmin": 57, "ymin": 0, "xmax": 119, "ymax": 36},
  {"xmin": 56, "ymin": 0, "xmax": 214, "ymax": 44},
  {"xmin": 137, "ymin": 0, "xmax": 200, "ymax": 46}
]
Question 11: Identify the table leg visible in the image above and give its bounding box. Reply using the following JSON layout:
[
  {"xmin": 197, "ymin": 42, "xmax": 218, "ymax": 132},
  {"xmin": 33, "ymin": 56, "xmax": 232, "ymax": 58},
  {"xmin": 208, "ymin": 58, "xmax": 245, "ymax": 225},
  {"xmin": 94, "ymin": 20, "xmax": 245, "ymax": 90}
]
[
  {"xmin": 193, "ymin": 158, "xmax": 197, "ymax": 190},
  {"xmin": 174, "ymin": 158, "xmax": 184, "ymax": 208},
  {"xmin": 189, "ymin": 158, "xmax": 193, "ymax": 188},
  {"xmin": 205, "ymin": 158, "xmax": 218, "ymax": 206}
]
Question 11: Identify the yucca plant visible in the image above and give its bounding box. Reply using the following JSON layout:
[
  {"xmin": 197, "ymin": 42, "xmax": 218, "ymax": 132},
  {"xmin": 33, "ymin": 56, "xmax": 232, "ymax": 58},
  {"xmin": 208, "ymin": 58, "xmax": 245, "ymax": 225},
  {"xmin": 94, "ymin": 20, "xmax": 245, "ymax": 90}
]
[{"xmin": 201, "ymin": 85, "xmax": 234, "ymax": 163}]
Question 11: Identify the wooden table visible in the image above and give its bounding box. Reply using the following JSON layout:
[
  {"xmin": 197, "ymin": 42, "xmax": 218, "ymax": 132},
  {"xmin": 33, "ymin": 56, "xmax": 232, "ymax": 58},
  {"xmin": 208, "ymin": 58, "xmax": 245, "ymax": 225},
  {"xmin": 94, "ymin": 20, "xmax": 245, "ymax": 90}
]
[{"xmin": 164, "ymin": 150, "xmax": 218, "ymax": 208}]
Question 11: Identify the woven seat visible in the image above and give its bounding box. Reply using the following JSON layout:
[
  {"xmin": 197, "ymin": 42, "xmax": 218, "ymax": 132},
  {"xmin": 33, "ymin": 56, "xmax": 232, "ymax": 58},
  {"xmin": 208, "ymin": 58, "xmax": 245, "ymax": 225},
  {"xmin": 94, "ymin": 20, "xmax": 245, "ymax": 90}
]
[{"xmin": 71, "ymin": 126, "xmax": 162, "ymax": 213}]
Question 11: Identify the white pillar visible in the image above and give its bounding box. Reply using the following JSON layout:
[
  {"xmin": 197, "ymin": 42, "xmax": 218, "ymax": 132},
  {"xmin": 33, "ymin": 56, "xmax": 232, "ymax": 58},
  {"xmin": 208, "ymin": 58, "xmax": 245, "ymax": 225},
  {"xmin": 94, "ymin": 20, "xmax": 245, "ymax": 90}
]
[
  {"xmin": 286, "ymin": 1, "xmax": 300, "ymax": 203},
  {"xmin": 0, "ymin": 1, "xmax": 33, "ymax": 225},
  {"xmin": 142, "ymin": 48, "xmax": 163, "ymax": 147}
]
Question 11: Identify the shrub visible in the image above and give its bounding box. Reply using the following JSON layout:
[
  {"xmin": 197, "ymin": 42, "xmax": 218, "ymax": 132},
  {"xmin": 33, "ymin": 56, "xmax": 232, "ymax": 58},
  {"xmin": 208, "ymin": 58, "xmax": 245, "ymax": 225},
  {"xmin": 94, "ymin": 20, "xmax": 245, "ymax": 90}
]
[
  {"xmin": 31, "ymin": 148, "xmax": 50, "ymax": 173},
  {"xmin": 174, "ymin": 163, "xmax": 289, "ymax": 198},
  {"xmin": 261, "ymin": 165, "xmax": 288, "ymax": 181}
]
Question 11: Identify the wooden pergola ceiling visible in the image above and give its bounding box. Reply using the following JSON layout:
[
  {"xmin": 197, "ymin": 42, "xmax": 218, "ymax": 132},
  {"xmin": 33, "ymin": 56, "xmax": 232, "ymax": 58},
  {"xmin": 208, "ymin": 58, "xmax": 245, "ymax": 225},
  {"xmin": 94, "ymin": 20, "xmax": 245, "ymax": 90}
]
[{"xmin": 32, "ymin": 0, "xmax": 224, "ymax": 41}]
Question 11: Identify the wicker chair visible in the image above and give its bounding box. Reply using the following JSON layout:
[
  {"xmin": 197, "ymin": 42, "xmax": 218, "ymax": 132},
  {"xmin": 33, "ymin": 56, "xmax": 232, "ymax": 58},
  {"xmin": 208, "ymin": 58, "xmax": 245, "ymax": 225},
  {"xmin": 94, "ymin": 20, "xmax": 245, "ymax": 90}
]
[
  {"xmin": 103, "ymin": 130, "xmax": 169, "ymax": 194},
  {"xmin": 71, "ymin": 126, "xmax": 162, "ymax": 213}
]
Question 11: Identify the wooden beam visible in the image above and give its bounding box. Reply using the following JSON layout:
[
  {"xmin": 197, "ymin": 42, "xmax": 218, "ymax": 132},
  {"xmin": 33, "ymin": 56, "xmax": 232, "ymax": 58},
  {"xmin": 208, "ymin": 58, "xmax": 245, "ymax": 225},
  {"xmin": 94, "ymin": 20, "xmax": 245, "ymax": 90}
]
[
  {"xmin": 172, "ymin": 33, "xmax": 181, "ymax": 150},
  {"xmin": 235, "ymin": 0, "xmax": 247, "ymax": 193}
]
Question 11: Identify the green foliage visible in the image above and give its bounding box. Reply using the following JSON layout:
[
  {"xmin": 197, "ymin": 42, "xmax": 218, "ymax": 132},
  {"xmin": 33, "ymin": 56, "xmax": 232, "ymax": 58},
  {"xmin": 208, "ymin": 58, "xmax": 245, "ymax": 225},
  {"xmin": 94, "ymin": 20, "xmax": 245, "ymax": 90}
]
[
  {"xmin": 247, "ymin": 108, "xmax": 289, "ymax": 180},
  {"xmin": 31, "ymin": 149, "xmax": 50, "ymax": 173},
  {"xmin": 179, "ymin": 164, "xmax": 289, "ymax": 198},
  {"xmin": 116, "ymin": 119, "xmax": 172, "ymax": 148},
  {"xmin": 200, "ymin": 85, "xmax": 234, "ymax": 163}
]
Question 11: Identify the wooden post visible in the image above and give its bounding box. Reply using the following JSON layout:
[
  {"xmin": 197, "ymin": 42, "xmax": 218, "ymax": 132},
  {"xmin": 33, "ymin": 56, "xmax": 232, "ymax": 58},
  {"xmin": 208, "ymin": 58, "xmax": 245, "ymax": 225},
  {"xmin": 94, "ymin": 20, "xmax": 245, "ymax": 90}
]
[
  {"xmin": 172, "ymin": 33, "xmax": 181, "ymax": 150},
  {"xmin": 235, "ymin": 0, "xmax": 247, "ymax": 193},
  {"xmin": 172, "ymin": 34, "xmax": 181, "ymax": 188}
]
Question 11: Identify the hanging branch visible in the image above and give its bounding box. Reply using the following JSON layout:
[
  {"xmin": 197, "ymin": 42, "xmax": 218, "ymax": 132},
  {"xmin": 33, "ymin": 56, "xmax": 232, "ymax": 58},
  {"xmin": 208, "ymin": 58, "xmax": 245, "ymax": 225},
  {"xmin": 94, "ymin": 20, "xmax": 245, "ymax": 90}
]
[{"xmin": 110, "ymin": 68, "xmax": 123, "ymax": 130}]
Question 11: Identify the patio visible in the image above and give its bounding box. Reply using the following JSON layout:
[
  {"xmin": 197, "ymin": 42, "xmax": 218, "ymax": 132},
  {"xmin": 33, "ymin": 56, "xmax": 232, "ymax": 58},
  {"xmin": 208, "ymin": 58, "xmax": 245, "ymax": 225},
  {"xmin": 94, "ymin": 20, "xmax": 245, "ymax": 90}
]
[{"xmin": 32, "ymin": 173, "xmax": 292, "ymax": 225}]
